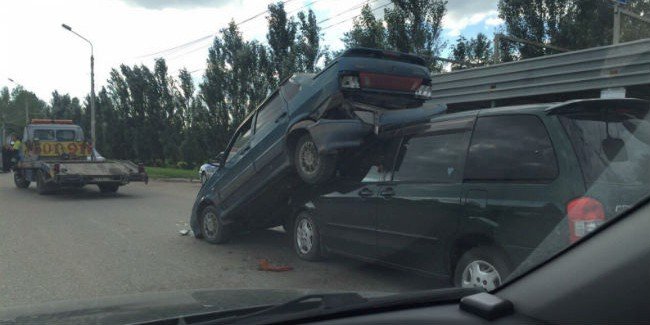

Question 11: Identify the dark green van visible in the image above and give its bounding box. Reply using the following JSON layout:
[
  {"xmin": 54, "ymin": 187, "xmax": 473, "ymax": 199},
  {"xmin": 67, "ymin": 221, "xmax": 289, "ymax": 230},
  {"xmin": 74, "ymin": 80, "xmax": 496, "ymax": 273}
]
[{"xmin": 292, "ymin": 98, "xmax": 650, "ymax": 291}]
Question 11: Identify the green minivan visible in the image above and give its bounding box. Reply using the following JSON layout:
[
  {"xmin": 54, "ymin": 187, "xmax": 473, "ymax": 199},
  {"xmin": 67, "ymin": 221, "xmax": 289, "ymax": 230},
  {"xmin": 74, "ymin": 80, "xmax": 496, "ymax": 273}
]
[{"xmin": 293, "ymin": 98, "xmax": 650, "ymax": 290}]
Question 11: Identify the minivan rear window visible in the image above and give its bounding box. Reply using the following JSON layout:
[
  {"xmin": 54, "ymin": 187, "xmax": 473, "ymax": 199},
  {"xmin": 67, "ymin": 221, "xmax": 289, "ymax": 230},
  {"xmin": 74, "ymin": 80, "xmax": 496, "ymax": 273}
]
[{"xmin": 558, "ymin": 102, "xmax": 650, "ymax": 186}]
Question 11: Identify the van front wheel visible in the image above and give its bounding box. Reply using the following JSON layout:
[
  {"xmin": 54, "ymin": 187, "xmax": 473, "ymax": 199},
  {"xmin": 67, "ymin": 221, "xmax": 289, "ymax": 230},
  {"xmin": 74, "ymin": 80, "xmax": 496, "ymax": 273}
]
[{"xmin": 453, "ymin": 246, "xmax": 511, "ymax": 291}]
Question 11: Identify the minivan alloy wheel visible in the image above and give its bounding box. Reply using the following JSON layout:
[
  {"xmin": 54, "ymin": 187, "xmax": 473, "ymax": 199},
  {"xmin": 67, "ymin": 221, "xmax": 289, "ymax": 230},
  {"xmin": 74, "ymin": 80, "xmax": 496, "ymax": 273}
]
[
  {"xmin": 461, "ymin": 260, "xmax": 502, "ymax": 291},
  {"xmin": 296, "ymin": 218, "xmax": 314, "ymax": 254}
]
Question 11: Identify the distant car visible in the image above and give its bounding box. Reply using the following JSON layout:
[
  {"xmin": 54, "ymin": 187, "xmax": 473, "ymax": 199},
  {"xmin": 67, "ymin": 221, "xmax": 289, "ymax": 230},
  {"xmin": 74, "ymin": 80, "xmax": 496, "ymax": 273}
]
[
  {"xmin": 199, "ymin": 160, "xmax": 220, "ymax": 184},
  {"xmin": 291, "ymin": 98, "xmax": 650, "ymax": 290},
  {"xmin": 190, "ymin": 47, "xmax": 445, "ymax": 244}
]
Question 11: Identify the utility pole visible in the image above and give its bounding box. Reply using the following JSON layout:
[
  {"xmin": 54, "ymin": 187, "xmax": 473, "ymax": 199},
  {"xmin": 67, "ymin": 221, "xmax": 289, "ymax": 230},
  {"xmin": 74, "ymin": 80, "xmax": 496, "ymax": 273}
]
[{"xmin": 62, "ymin": 23, "xmax": 96, "ymax": 154}]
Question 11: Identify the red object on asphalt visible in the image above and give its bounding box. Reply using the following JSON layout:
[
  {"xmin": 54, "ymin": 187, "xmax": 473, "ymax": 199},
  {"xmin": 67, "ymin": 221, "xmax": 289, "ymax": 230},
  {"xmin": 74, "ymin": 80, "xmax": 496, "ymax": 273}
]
[{"xmin": 258, "ymin": 259, "xmax": 293, "ymax": 272}]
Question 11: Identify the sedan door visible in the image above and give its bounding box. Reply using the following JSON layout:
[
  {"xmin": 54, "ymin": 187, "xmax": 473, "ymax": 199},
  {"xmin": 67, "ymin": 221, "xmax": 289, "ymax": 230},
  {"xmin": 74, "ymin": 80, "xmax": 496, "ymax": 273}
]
[
  {"xmin": 218, "ymin": 116, "xmax": 256, "ymax": 213},
  {"xmin": 375, "ymin": 117, "xmax": 474, "ymax": 275}
]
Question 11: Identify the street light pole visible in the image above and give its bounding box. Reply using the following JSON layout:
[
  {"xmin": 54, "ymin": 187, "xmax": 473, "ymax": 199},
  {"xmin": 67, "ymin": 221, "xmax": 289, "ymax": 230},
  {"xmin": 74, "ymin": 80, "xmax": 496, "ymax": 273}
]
[{"xmin": 61, "ymin": 24, "xmax": 96, "ymax": 153}]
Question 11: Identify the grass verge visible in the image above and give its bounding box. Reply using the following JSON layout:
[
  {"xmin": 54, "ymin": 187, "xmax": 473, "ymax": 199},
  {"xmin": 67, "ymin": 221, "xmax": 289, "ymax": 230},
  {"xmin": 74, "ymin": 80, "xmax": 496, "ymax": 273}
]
[{"xmin": 146, "ymin": 167, "xmax": 197, "ymax": 180}]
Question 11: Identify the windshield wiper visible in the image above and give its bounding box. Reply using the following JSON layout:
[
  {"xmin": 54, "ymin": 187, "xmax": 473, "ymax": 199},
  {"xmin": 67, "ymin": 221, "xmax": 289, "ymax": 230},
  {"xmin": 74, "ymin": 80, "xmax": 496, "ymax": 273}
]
[{"xmin": 219, "ymin": 292, "xmax": 367, "ymax": 324}]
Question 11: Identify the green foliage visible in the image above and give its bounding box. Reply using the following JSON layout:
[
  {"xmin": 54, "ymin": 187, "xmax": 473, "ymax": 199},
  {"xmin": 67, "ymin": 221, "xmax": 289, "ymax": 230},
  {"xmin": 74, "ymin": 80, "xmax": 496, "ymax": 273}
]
[
  {"xmin": 451, "ymin": 33, "xmax": 493, "ymax": 70},
  {"xmin": 341, "ymin": 0, "xmax": 448, "ymax": 71},
  {"xmin": 343, "ymin": 3, "xmax": 387, "ymax": 49},
  {"xmin": 498, "ymin": 0, "xmax": 650, "ymax": 60}
]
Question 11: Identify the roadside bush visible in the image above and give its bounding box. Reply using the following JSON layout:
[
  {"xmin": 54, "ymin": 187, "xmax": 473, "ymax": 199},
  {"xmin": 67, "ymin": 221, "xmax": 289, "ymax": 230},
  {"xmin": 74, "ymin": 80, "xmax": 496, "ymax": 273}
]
[{"xmin": 176, "ymin": 161, "xmax": 190, "ymax": 170}]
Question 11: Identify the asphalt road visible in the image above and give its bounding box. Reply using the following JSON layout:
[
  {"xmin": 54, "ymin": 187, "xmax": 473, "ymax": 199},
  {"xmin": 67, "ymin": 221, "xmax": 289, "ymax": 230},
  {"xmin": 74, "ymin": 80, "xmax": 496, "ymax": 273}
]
[{"xmin": 0, "ymin": 172, "xmax": 444, "ymax": 308}]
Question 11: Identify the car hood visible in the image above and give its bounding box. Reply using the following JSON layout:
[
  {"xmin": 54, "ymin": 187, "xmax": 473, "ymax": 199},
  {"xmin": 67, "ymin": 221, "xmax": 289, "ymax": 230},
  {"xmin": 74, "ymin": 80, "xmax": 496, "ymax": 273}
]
[{"xmin": 0, "ymin": 288, "xmax": 386, "ymax": 324}]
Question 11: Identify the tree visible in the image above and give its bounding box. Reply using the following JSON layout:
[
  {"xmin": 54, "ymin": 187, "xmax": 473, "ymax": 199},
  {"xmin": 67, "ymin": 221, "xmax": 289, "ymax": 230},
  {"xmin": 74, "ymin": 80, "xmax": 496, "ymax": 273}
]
[
  {"xmin": 342, "ymin": 3, "xmax": 386, "ymax": 49},
  {"xmin": 296, "ymin": 9, "xmax": 323, "ymax": 73},
  {"xmin": 498, "ymin": 0, "xmax": 650, "ymax": 60},
  {"xmin": 267, "ymin": 1, "xmax": 298, "ymax": 81},
  {"xmin": 384, "ymin": 0, "xmax": 448, "ymax": 70},
  {"xmin": 451, "ymin": 33, "xmax": 493, "ymax": 70}
]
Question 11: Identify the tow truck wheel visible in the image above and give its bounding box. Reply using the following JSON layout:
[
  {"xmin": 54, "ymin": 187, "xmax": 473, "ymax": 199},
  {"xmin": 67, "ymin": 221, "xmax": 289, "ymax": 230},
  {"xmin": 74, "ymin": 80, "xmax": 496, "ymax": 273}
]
[
  {"xmin": 13, "ymin": 171, "xmax": 30, "ymax": 189},
  {"xmin": 36, "ymin": 170, "xmax": 53, "ymax": 195},
  {"xmin": 294, "ymin": 134, "xmax": 337, "ymax": 185},
  {"xmin": 98, "ymin": 184, "xmax": 119, "ymax": 193}
]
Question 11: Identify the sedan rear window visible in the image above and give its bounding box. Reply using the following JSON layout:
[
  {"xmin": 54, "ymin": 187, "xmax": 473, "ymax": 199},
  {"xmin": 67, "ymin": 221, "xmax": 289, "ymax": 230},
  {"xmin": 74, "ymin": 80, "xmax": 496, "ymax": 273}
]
[{"xmin": 559, "ymin": 102, "xmax": 650, "ymax": 186}]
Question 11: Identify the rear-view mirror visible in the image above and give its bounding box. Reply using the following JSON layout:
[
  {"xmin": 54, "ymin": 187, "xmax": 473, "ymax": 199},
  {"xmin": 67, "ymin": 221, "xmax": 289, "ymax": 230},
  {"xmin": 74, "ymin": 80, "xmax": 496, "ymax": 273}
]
[{"xmin": 602, "ymin": 137, "xmax": 628, "ymax": 162}]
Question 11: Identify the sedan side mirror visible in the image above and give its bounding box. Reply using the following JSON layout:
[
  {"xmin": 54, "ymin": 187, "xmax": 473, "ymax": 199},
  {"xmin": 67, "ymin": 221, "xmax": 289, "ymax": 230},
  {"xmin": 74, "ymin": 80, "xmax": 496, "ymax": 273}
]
[{"xmin": 211, "ymin": 152, "xmax": 225, "ymax": 166}]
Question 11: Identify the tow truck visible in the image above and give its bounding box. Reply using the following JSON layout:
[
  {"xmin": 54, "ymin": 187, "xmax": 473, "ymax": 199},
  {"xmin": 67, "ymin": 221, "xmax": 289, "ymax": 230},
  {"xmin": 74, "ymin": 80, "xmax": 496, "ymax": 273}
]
[{"xmin": 12, "ymin": 119, "xmax": 148, "ymax": 194}]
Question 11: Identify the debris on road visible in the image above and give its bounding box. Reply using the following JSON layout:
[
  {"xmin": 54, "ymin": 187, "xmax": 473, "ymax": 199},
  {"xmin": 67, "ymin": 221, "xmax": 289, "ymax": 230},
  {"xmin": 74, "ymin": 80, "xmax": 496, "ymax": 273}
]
[
  {"xmin": 258, "ymin": 259, "xmax": 293, "ymax": 272},
  {"xmin": 179, "ymin": 229, "xmax": 190, "ymax": 236}
]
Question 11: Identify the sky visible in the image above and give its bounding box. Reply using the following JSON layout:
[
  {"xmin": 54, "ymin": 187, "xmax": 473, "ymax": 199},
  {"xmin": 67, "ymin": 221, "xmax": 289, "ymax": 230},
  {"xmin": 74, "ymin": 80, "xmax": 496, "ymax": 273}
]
[{"xmin": 0, "ymin": 0, "xmax": 503, "ymax": 101}]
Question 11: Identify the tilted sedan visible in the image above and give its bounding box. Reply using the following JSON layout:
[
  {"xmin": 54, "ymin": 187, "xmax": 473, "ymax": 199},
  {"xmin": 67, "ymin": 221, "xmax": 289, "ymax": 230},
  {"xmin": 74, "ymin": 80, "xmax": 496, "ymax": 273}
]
[{"xmin": 190, "ymin": 47, "xmax": 445, "ymax": 244}]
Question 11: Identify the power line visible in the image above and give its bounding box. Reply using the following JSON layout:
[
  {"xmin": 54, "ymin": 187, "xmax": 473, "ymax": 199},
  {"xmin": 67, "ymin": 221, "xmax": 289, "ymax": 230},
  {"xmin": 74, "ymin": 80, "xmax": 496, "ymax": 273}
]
[
  {"xmin": 318, "ymin": 0, "xmax": 382, "ymax": 25},
  {"xmin": 322, "ymin": 1, "xmax": 392, "ymax": 30},
  {"xmin": 184, "ymin": 0, "xmax": 392, "ymax": 75},
  {"xmin": 135, "ymin": 0, "xmax": 298, "ymax": 60},
  {"xmin": 165, "ymin": 0, "xmax": 359, "ymax": 65}
]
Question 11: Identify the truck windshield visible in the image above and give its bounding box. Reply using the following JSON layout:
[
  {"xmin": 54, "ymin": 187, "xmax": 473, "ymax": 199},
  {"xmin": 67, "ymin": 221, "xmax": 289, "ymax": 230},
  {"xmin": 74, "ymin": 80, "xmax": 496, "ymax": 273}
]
[{"xmin": 559, "ymin": 102, "xmax": 650, "ymax": 186}]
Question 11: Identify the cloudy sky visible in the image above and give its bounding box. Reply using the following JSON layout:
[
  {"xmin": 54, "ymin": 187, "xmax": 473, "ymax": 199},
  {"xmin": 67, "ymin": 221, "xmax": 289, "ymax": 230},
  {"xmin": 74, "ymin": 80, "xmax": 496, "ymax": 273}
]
[{"xmin": 0, "ymin": 0, "xmax": 502, "ymax": 101}]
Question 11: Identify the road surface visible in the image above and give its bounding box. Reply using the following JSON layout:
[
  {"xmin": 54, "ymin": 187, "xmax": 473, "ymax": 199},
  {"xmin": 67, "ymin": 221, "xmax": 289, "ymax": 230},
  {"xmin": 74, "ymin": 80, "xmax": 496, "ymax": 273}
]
[{"xmin": 0, "ymin": 172, "xmax": 444, "ymax": 308}]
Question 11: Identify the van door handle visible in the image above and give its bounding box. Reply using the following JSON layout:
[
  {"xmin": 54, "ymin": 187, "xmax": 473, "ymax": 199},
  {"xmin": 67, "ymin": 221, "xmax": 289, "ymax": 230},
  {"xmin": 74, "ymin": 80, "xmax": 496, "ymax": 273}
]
[
  {"xmin": 358, "ymin": 187, "xmax": 374, "ymax": 198},
  {"xmin": 380, "ymin": 187, "xmax": 395, "ymax": 198}
]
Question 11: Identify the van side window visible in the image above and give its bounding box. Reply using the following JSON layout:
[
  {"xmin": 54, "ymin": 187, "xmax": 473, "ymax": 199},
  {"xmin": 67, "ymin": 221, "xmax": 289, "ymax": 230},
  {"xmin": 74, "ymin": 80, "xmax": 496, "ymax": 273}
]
[
  {"xmin": 392, "ymin": 131, "xmax": 471, "ymax": 183},
  {"xmin": 464, "ymin": 115, "xmax": 558, "ymax": 182}
]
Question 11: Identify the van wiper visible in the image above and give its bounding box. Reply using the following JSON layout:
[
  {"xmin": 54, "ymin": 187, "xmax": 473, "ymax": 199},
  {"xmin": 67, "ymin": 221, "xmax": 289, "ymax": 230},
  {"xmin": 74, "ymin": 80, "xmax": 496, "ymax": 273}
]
[{"xmin": 219, "ymin": 292, "xmax": 367, "ymax": 324}]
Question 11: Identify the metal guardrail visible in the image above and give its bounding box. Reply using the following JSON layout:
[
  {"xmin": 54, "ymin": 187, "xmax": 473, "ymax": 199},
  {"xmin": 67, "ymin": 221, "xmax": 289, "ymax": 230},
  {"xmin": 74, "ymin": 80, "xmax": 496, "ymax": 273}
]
[{"xmin": 428, "ymin": 38, "xmax": 650, "ymax": 106}]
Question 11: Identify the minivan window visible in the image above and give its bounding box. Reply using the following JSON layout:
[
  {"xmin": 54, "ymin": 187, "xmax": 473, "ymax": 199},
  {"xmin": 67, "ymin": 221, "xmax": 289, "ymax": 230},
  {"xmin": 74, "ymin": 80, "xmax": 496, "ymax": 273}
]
[
  {"xmin": 254, "ymin": 93, "xmax": 284, "ymax": 134},
  {"xmin": 559, "ymin": 104, "xmax": 650, "ymax": 186},
  {"xmin": 393, "ymin": 131, "xmax": 470, "ymax": 183},
  {"xmin": 464, "ymin": 115, "xmax": 558, "ymax": 182}
]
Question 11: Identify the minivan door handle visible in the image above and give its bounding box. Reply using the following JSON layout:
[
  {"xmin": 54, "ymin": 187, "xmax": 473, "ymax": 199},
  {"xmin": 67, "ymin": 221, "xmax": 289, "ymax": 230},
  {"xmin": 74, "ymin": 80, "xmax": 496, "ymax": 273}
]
[
  {"xmin": 379, "ymin": 187, "xmax": 395, "ymax": 198},
  {"xmin": 358, "ymin": 187, "xmax": 374, "ymax": 198}
]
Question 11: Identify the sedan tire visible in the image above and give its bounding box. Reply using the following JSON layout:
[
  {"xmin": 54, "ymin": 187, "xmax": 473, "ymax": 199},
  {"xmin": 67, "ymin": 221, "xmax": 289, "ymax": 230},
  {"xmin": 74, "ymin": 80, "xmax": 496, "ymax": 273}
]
[
  {"xmin": 293, "ymin": 211, "xmax": 322, "ymax": 261},
  {"xmin": 453, "ymin": 246, "xmax": 511, "ymax": 291},
  {"xmin": 294, "ymin": 134, "xmax": 337, "ymax": 185},
  {"xmin": 200, "ymin": 206, "xmax": 230, "ymax": 244}
]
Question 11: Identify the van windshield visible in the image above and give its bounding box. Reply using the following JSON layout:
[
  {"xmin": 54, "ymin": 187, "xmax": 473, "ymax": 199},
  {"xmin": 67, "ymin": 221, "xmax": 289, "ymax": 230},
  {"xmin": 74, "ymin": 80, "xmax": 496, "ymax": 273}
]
[{"xmin": 558, "ymin": 102, "xmax": 650, "ymax": 186}]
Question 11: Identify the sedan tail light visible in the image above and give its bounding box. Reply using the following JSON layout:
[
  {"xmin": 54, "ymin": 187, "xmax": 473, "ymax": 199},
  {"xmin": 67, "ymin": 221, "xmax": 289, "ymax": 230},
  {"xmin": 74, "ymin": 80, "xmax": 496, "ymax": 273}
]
[{"xmin": 567, "ymin": 197, "xmax": 606, "ymax": 243}]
